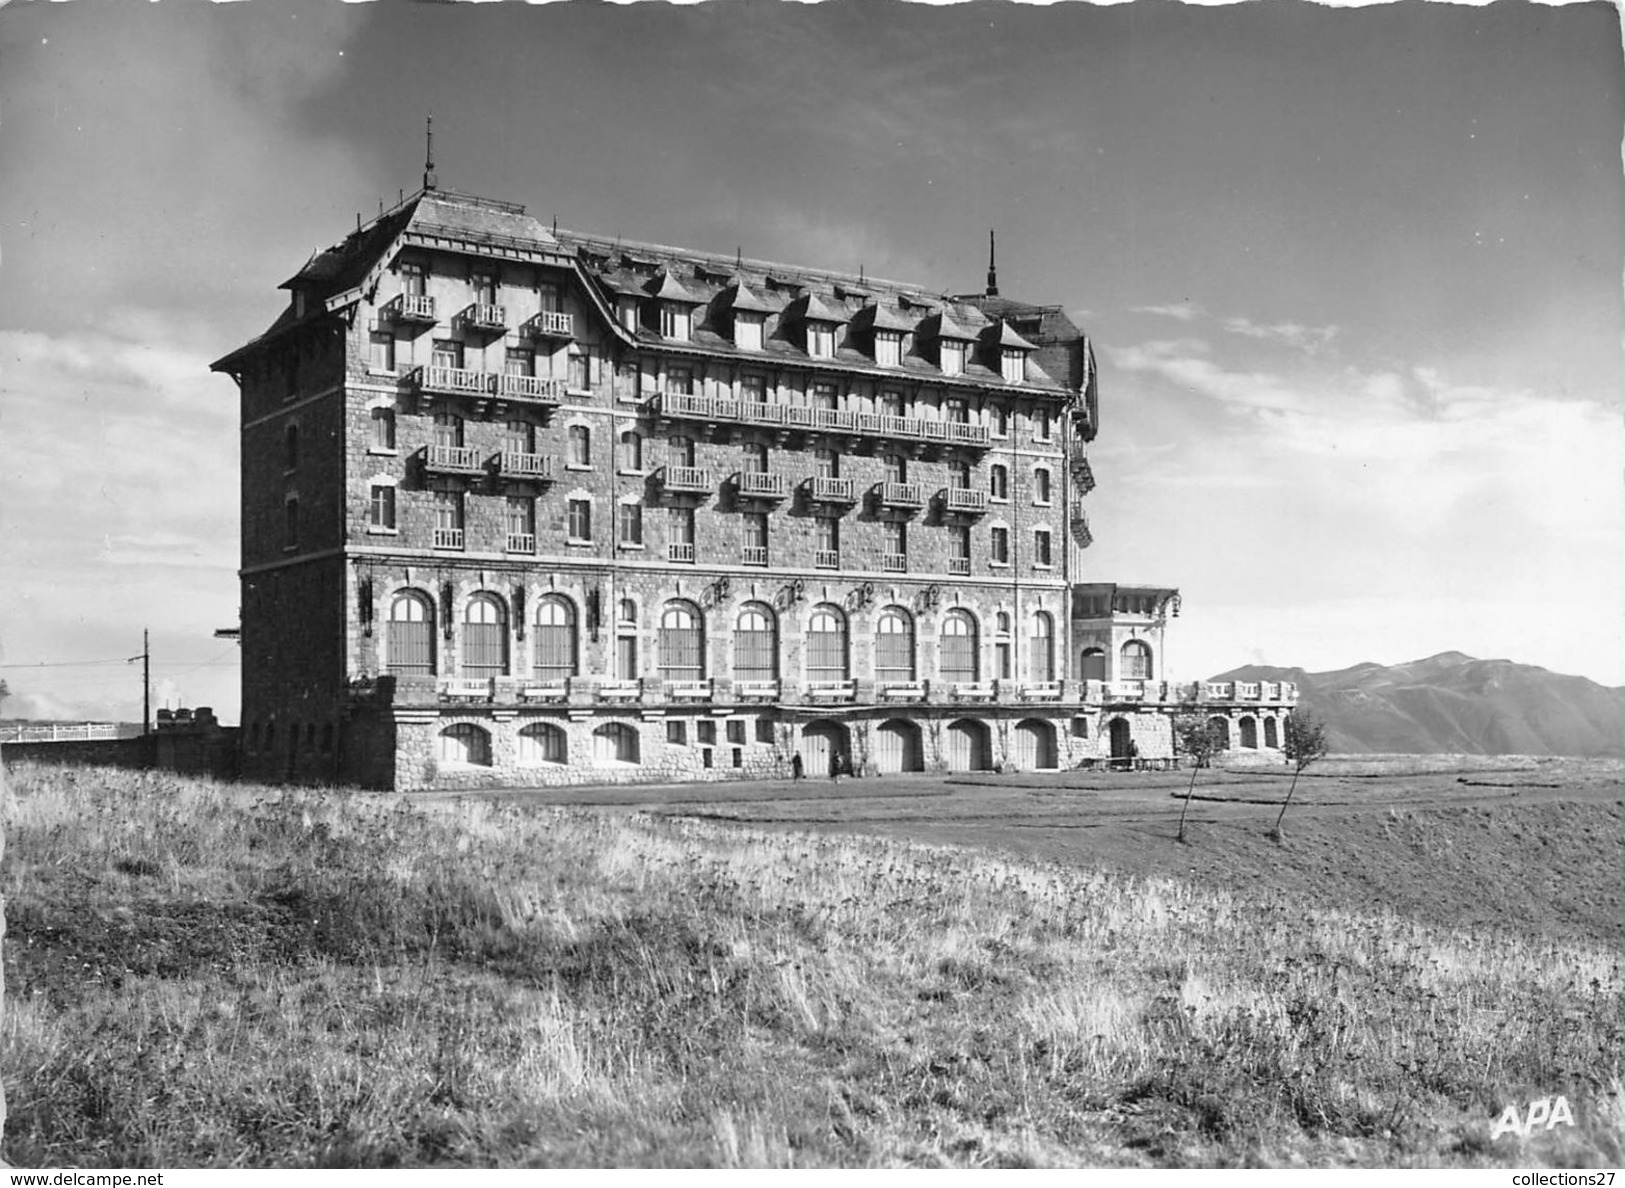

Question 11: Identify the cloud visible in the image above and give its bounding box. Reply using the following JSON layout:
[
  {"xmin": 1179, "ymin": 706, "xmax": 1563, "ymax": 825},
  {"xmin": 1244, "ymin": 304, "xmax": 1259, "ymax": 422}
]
[
  {"xmin": 1130, "ymin": 302, "xmax": 1206, "ymax": 321},
  {"xmin": 1219, "ymin": 316, "xmax": 1339, "ymax": 354}
]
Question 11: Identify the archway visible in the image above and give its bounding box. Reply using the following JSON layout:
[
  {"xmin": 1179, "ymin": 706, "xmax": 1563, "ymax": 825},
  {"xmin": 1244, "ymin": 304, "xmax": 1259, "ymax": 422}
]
[
  {"xmin": 1109, "ymin": 717, "xmax": 1133, "ymax": 769},
  {"xmin": 1208, "ymin": 716, "xmax": 1232, "ymax": 750},
  {"xmin": 1239, "ymin": 717, "xmax": 1259, "ymax": 749},
  {"xmin": 1013, "ymin": 719, "xmax": 1058, "ymax": 770},
  {"xmin": 874, "ymin": 719, "xmax": 924, "ymax": 774},
  {"xmin": 799, "ymin": 720, "xmax": 850, "ymax": 778},
  {"xmin": 1080, "ymin": 648, "xmax": 1106, "ymax": 682},
  {"xmin": 945, "ymin": 718, "xmax": 993, "ymax": 772},
  {"xmin": 1264, "ymin": 716, "xmax": 1280, "ymax": 749}
]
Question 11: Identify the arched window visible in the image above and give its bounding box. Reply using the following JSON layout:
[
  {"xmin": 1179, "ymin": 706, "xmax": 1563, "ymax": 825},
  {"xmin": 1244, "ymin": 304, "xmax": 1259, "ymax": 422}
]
[
  {"xmin": 518, "ymin": 722, "xmax": 567, "ymax": 765},
  {"xmin": 1264, "ymin": 717, "xmax": 1280, "ymax": 749},
  {"xmin": 1081, "ymin": 648, "xmax": 1107, "ymax": 682},
  {"xmin": 568, "ymin": 424, "xmax": 591, "ymax": 467},
  {"xmin": 533, "ymin": 596, "xmax": 578, "ymax": 683},
  {"xmin": 370, "ymin": 407, "xmax": 396, "ymax": 451},
  {"xmin": 875, "ymin": 606, "xmax": 916, "ymax": 684},
  {"xmin": 1120, "ymin": 640, "xmax": 1153, "ymax": 681},
  {"xmin": 593, "ymin": 722, "xmax": 640, "ymax": 764},
  {"xmin": 735, "ymin": 602, "xmax": 778, "ymax": 682},
  {"xmin": 388, "ymin": 591, "xmax": 436, "ymax": 675},
  {"xmin": 940, "ymin": 609, "xmax": 979, "ymax": 683},
  {"xmin": 1029, "ymin": 611, "xmax": 1055, "ymax": 683},
  {"xmin": 619, "ymin": 430, "xmax": 643, "ymax": 472},
  {"xmin": 807, "ymin": 604, "xmax": 849, "ymax": 683},
  {"xmin": 659, "ymin": 600, "xmax": 705, "ymax": 683},
  {"xmin": 464, "ymin": 594, "xmax": 509, "ymax": 678},
  {"xmin": 439, "ymin": 723, "xmax": 492, "ymax": 766}
]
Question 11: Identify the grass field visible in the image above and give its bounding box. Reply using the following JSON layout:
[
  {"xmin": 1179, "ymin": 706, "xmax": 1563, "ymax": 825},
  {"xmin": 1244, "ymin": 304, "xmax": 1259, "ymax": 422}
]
[{"xmin": 4, "ymin": 761, "xmax": 1623, "ymax": 1167}]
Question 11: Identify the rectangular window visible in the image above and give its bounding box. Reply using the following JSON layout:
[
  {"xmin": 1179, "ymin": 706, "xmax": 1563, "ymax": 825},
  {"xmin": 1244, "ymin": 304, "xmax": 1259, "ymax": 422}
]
[
  {"xmin": 1002, "ymin": 349, "xmax": 1026, "ymax": 385},
  {"xmin": 875, "ymin": 331, "xmax": 902, "ymax": 367},
  {"xmin": 433, "ymin": 490, "xmax": 463, "ymax": 549},
  {"xmin": 284, "ymin": 497, "xmax": 299, "ymax": 548},
  {"xmin": 473, "ymin": 272, "xmax": 497, "ymax": 306},
  {"xmin": 697, "ymin": 720, "xmax": 717, "ymax": 746},
  {"xmin": 667, "ymin": 720, "xmax": 687, "ymax": 745},
  {"xmin": 1034, "ymin": 407, "xmax": 1052, "ymax": 441},
  {"xmin": 668, "ymin": 507, "xmax": 695, "ymax": 562},
  {"xmin": 883, "ymin": 453, "xmax": 905, "ymax": 483},
  {"xmin": 506, "ymin": 496, "xmax": 535, "ymax": 536},
  {"xmin": 666, "ymin": 366, "xmax": 693, "ymax": 396},
  {"xmin": 881, "ymin": 391, "xmax": 905, "ymax": 419},
  {"xmin": 735, "ymin": 313, "xmax": 764, "ymax": 351},
  {"xmin": 811, "ymin": 381, "xmax": 838, "ymax": 411},
  {"xmin": 1034, "ymin": 468, "xmax": 1052, "ymax": 505},
  {"xmin": 370, "ymin": 407, "xmax": 396, "ymax": 452},
  {"xmin": 618, "ymin": 298, "xmax": 640, "ymax": 333},
  {"xmin": 815, "ymin": 447, "xmax": 838, "ymax": 478},
  {"xmin": 661, "ymin": 304, "xmax": 691, "ymax": 341},
  {"xmin": 568, "ymin": 350, "xmax": 589, "ymax": 392},
  {"xmin": 807, "ymin": 322, "xmax": 835, "ymax": 358},
  {"xmin": 815, "ymin": 516, "xmax": 839, "ymax": 568},
  {"xmin": 401, "ymin": 262, "xmax": 427, "ymax": 297},
  {"xmin": 619, "ymin": 502, "xmax": 643, "ymax": 546},
  {"xmin": 504, "ymin": 347, "xmax": 533, "ymax": 376},
  {"xmin": 743, "ymin": 512, "xmax": 768, "ymax": 565},
  {"xmin": 950, "ymin": 525, "xmax": 970, "ymax": 560},
  {"xmin": 991, "ymin": 526, "xmax": 1010, "ymax": 565},
  {"xmin": 940, "ymin": 341, "xmax": 965, "ymax": 377},
  {"xmin": 755, "ymin": 719, "xmax": 774, "ymax": 744},
  {"xmin": 501, "ymin": 419, "xmax": 534, "ymax": 455},
  {"xmin": 883, "ymin": 520, "xmax": 906, "ymax": 559},
  {"xmin": 949, "ymin": 460, "xmax": 970, "ymax": 490},
  {"xmin": 432, "ymin": 339, "xmax": 462, "ymax": 369},
  {"xmin": 990, "ymin": 464, "xmax": 1008, "ymax": 501},
  {"xmin": 371, "ymin": 331, "xmax": 396, "ymax": 373},
  {"xmin": 537, "ymin": 282, "xmax": 561, "ymax": 313},
  {"xmin": 726, "ymin": 719, "xmax": 746, "ymax": 745},
  {"xmin": 741, "ymin": 373, "xmax": 767, "ymax": 403},
  {"xmin": 567, "ymin": 499, "xmax": 592, "ymax": 542},
  {"xmin": 946, "ymin": 398, "xmax": 968, "ymax": 424},
  {"xmin": 991, "ymin": 406, "xmax": 1010, "ymax": 437},
  {"xmin": 1034, "ymin": 529, "xmax": 1053, "ymax": 568},
  {"xmin": 369, "ymin": 484, "xmax": 396, "ymax": 531}
]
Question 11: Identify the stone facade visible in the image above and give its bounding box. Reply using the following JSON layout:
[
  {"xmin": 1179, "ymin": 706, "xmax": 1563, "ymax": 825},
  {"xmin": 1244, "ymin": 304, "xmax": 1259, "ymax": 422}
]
[{"xmin": 215, "ymin": 185, "xmax": 1294, "ymax": 790}]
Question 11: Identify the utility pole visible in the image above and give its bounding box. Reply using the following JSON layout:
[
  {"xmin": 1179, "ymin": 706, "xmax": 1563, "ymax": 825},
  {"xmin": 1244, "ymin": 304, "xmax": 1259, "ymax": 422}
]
[{"xmin": 127, "ymin": 630, "xmax": 150, "ymax": 734}]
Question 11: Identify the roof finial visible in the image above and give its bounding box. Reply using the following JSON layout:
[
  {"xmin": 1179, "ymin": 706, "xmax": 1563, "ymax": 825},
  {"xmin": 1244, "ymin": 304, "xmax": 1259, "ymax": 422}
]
[
  {"xmin": 986, "ymin": 228, "xmax": 999, "ymax": 297},
  {"xmin": 423, "ymin": 114, "xmax": 437, "ymax": 192}
]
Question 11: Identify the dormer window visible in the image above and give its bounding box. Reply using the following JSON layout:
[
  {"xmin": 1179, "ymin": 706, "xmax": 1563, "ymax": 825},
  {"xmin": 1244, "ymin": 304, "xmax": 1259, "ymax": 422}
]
[
  {"xmin": 293, "ymin": 291, "xmax": 307, "ymax": 319},
  {"xmin": 1002, "ymin": 348, "xmax": 1027, "ymax": 385},
  {"xmin": 660, "ymin": 302, "xmax": 691, "ymax": 341},
  {"xmin": 807, "ymin": 320, "xmax": 836, "ymax": 359},
  {"xmin": 618, "ymin": 297, "xmax": 640, "ymax": 333},
  {"xmin": 875, "ymin": 330, "xmax": 903, "ymax": 368},
  {"xmin": 735, "ymin": 311, "xmax": 765, "ymax": 352},
  {"xmin": 940, "ymin": 340, "xmax": 966, "ymax": 377}
]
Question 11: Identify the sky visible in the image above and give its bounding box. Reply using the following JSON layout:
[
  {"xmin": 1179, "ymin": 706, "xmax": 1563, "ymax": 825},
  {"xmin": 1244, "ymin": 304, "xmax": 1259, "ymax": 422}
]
[{"xmin": 1, "ymin": 0, "xmax": 1622, "ymax": 724}]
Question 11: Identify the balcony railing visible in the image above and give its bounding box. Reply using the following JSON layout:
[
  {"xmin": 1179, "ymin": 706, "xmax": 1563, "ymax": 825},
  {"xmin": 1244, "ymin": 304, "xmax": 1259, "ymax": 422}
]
[
  {"xmin": 526, "ymin": 310, "xmax": 574, "ymax": 338},
  {"xmin": 665, "ymin": 678, "xmax": 714, "ymax": 702},
  {"xmin": 805, "ymin": 679, "xmax": 857, "ymax": 701},
  {"xmin": 497, "ymin": 451, "xmax": 556, "ymax": 481},
  {"xmin": 438, "ymin": 677, "xmax": 492, "ymax": 700},
  {"xmin": 737, "ymin": 472, "xmax": 789, "ymax": 500},
  {"xmin": 878, "ymin": 482, "xmax": 924, "ymax": 509},
  {"xmin": 650, "ymin": 392, "xmax": 991, "ymax": 448},
  {"xmin": 658, "ymin": 466, "xmax": 714, "ymax": 494},
  {"xmin": 807, "ymin": 476, "xmax": 856, "ymax": 504},
  {"xmin": 424, "ymin": 444, "xmax": 484, "ymax": 475},
  {"xmin": 415, "ymin": 365, "xmax": 493, "ymax": 398},
  {"xmin": 879, "ymin": 681, "xmax": 926, "ymax": 701},
  {"xmin": 814, "ymin": 549, "xmax": 840, "ymax": 569},
  {"xmin": 461, "ymin": 303, "xmax": 507, "ymax": 332},
  {"xmin": 506, "ymin": 533, "xmax": 536, "ymax": 554},
  {"xmin": 668, "ymin": 542, "xmax": 696, "ymax": 563},
  {"xmin": 432, "ymin": 527, "xmax": 465, "ymax": 550},
  {"xmin": 387, "ymin": 293, "xmax": 437, "ymax": 324},
  {"xmin": 882, "ymin": 553, "xmax": 907, "ymax": 573},
  {"xmin": 947, "ymin": 557, "xmax": 971, "ymax": 576},
  {"xmin": 595, "ymin": 679, "xmax": 642, "ymax": 702},
  {"xmin": 952, "ymin": 681, "xmax": 995, "ymax": 701},
  {"xmin": 1021, "ymin": 681, "xmax": 1063, "ymax": 701},
  {"xmin": 520, "ymin": 681, "xmax": 568, "ymax": 702},
  {"xmin": 944, "ymin": 487, "xmax": 989, "ymax": 514},
  {"xmin": 735, "ymin": 679, "xmax": 780, "ymax": 699},
  {"xmin": 741, "ymin": 545, "xmax": 768, "ymax": 566},
  {"xmin": 496, "ymin": 372, "xmax": 563, "ymax": 405}
]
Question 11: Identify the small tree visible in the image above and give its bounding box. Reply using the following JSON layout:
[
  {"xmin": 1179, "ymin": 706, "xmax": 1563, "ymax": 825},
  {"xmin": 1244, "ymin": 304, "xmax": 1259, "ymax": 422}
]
[
  {"xmin": 1174, "ymin": 714, "xmax": 1223, "ymax": 844},
  {"xmin": 1270, "ymin": 708, "xmax": 1329, "ymax": 841}
]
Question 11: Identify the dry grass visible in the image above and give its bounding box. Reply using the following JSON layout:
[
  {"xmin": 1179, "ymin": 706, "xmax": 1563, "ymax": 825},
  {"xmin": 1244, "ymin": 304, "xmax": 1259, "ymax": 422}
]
[{"xmin": 4, "ymin": 762, "xmax": 1623, "ymax": 1167}]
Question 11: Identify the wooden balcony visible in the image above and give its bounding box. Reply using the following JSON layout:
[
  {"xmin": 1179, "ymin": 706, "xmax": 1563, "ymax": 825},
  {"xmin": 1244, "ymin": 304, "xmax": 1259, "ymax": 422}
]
[
  {"xmin": 525, "ymin": 310, "xmax": 574, "ymax": 339},
  {"xmin": 814, "ymin": 549, "xmax": 841, "ymax": 569},
  {"xmin": 737, "ymin": 472, "xmax": 789, "ymax": 501},
  {"xmin": 506, "ymin": 533, "xmax": 536, "ymax": 554},
  {"xmin": 741, "ymin": 545, "xmax": 768, "ymax": 566},
  {"xmin": 432, "ymin": 527, "xmax": 465, "ymax": 551},
  {"xmin": 414, "ymin": 365, "xmax": 493, "ymax": 398},
  {"xmin": 423, "ymin": 444, "xmax": 484, "ymax": 475},
  {"xmin": 386, "ymin": 294, "xmax": 437, "ymax": 325},
  {"xmin": 668, "ymin": 542, "xmax": 696, "ymax": 563},
  {"xmin": 657, "ymin": 466, "xmax": 714, "ymax": 495},
  {"xmin": 460, "ymin": 303, "xmax": 507, "ymax": 333},
  {"xmin": 496, "ymin": 373, "xmax": 563, "ymax": 406},
  {"xmin": 943, "ymin": 487, "xmax": 989, "ymax": 515},
  {"xmin": 806, "ymin": 476, "xmax": 857, "ymax": 504},
  {"xmin": 877, "ymin": 481, "xmax": 925, "ymax": 510},
  {"xmin": 496, "ymin": 451, "xmax": 556, "ymax": 481},
  {"xmin": 882, "ymin": 553, "xmax": 908, "ymax": 573},
  {"xmin": 948, "ymin": 557, "xmax": 971, "ymax": 576}
]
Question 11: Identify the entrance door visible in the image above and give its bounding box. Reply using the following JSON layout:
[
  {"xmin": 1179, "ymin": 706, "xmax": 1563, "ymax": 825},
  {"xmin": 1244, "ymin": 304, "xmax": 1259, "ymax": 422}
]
[
  {"xmin": 800, "ymin": 720, "xmax": 847, "ymax": 778},
  {"xmin": 874, "ymin": 720, "xmax": 924, "ymax": 774},
  {"xmin": 945, "ymin": 719, "xmax": 992, "ymax": 772},
  {"xmin": 615, "ymin": 635, "xmax": 638, "ymax": 680},
  {"xmin": 1014, "ymin": 720, "xmax": 1057, "ymax": 770},
  {"xmin": 1109, "ymin": 718, "xmax": 1133, "ymax": 769}
]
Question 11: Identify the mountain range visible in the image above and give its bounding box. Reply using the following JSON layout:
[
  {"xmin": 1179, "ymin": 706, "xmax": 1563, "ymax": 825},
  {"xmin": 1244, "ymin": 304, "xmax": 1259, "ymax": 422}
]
[{"xmin": 1211, "ymin": 652, "xmax": 1625, "ymax": 758}]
